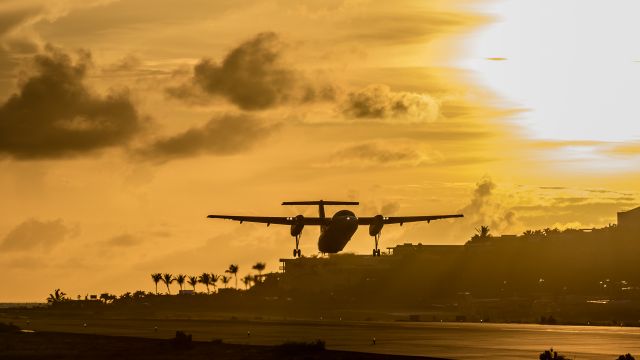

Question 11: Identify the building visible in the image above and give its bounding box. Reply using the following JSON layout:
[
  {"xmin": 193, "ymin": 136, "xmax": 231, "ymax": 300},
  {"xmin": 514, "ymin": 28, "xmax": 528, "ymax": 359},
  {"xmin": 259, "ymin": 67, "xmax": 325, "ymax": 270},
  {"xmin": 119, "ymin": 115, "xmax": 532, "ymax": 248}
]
[{"xmin": 617, "ymin": 206, "xmax": 640, "ymax": 234}]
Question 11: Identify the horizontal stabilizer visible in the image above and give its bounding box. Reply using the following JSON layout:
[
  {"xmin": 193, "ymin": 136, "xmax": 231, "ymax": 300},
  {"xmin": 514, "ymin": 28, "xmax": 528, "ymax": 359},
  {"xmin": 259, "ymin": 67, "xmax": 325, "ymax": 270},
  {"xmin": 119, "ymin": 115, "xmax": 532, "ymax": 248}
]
[{"xmin": 282, "ymin": 200, "xmax": 359, "ymax": 206}]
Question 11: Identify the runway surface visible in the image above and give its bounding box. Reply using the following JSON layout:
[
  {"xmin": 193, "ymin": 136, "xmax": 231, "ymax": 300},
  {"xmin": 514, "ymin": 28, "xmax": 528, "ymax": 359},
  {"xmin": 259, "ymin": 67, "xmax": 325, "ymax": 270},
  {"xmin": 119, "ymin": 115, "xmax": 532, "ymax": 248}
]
[{"xmin": 7, "ymin": 316, "xmax": 640, "ymax": 359}]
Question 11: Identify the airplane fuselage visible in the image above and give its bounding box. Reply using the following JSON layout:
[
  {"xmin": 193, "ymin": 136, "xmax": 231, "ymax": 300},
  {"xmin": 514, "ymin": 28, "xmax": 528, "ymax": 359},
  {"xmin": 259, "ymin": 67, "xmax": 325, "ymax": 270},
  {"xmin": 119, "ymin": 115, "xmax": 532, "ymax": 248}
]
[{"xmin": 318, "ymin": 209, "xmax": 359, "ymax": 253}]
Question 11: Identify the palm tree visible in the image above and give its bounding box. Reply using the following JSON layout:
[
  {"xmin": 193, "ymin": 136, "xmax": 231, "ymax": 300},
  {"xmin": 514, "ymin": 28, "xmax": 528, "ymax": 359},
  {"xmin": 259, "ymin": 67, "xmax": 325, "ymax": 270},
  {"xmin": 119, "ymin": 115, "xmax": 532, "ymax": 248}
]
[
  {"xmin": 210, "ymin": 273, "xmax": 220, "ymax": 293},
  {"xmin": 151, "ymin": 273, "xmax": 162, "ymax": 294},
  {"xmin": 198, "ymin": 273, "xmax": 211, "ymax": 293},
  {"xmin": 187, "ymin": 276, "xmax": 198, "ymax": 291},
  {"xmin": 252, "ymin": 262, "xmax": 266, "ymax": 282},
  {"xmin": 226, "ymin": 264, "xmax": 239, "ymax": 288},
  {"xmin": 175, "ymin": 274, "xmax": 187, "ymax": 291},
  {"xmin": 477, "ymin": 225, "xmax": 491, "ymax": 238},
  {"xmin": 161, "ymin": 273, "xmax": 174, "ymax": 294},
  {"xmin": 241, "ymin": 274, "xmax": 254, "ymax": 290},
  {"xmin": 47, "ymin": 289, "xmax": 67, "ymax": 303},
  {"xmin": 221, "ymin": 275, "xmax": 231, "ymax": 288}
]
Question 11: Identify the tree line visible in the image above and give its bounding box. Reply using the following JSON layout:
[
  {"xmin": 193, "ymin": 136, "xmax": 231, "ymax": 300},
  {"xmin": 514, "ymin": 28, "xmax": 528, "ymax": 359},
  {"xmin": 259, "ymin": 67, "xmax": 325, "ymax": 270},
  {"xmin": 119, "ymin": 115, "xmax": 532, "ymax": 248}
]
[{"xmin": 150, "ymin": 262, "xmax": 266, "ymax": 295}]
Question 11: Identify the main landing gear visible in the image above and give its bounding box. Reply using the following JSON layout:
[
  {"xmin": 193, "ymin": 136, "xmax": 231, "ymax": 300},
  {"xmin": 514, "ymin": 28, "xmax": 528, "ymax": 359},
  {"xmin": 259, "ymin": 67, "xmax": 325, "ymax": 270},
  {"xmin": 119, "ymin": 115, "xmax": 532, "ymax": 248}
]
[
  {"xmin": 372, "ymin": 233, "xmax": 381, "ymax": 257},
  {"xmin": 293, "ymin": 234, "xmax": 302, "ymax": 258}
]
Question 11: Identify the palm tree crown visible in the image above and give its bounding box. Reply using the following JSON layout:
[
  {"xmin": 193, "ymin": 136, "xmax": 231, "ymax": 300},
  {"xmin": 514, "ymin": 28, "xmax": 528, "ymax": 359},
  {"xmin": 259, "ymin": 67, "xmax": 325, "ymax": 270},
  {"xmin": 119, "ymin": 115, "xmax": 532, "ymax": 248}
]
[
  {"xmin": 198, "ymin": 273, "xmax": 211, "ymax": 293},
  {"xmin": 226, "ymin": 264, "xmax": 239, "ymax": 288},
  {"xmin": 175, "ymin": 274, "xmax": 187, "ymax": 291},
  {"xmin": 187, "ymin": 276, "xmax": 198, "ymax": 291},
  {"xmin": 161, "ymin": 273, "xmax": 174, "ymax": 294},
  {"xmin": 210, "ymin": 273, "xmax": 220, "ymax": 293},
  {"xmin": 252, "ymin": 262, "xmax": 266, "ymax": 283},
  {"xmin": 221, "ymin": 275, "xmax": 231, "ymax": 288},
  {"xmin": 241, "ymin": 274, "xmax": 254, "ymax": 290},
  {"xmin": 151, "ymin": 273, "xmax": 162, "ymax": 295}
]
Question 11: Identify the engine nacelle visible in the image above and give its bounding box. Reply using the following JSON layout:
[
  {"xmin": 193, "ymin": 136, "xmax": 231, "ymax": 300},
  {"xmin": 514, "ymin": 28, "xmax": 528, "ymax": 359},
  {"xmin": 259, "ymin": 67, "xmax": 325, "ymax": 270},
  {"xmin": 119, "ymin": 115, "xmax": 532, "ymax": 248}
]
[
  {"xmin": 369, "ymin": 214, "xmax": 385, "ymax": 236},
  {"xmin": 290, "ymin": 215, "xmax": 305, "ymax": 236}
]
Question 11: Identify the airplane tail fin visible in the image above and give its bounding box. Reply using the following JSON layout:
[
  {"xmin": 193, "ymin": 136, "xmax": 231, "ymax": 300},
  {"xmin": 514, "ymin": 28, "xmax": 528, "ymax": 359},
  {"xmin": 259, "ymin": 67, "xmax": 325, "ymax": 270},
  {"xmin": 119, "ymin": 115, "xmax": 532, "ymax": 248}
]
[{"xmin": 282, "ymin": 200, "xmax": 359, "ymax": 219}]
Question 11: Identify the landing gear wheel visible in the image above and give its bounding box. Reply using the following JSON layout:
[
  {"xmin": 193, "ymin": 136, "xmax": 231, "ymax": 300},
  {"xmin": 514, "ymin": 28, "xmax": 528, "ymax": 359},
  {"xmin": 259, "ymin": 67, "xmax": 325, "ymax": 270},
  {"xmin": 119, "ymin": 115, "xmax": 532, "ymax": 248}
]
[
  {"xmin": 372, "ymin": 233, "xmax": 382, "ymax": 257},
  {"xmin": 292, "ymin": 234, "xmax": 302, "ymax": 258}
]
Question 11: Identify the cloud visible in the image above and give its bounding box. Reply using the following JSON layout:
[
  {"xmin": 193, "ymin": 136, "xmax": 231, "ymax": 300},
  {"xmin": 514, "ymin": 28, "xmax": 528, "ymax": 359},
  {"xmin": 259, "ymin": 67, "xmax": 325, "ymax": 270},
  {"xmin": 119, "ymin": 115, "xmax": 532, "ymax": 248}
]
[
  {"xmin": 0, "ymin": 6, "xmax": 41, "ymax": 37},
  {"xmin": 105, "ymin": 233, "xmax": 140, "ymax": 247},
  {"xmin": 138, "ymin": 113, "xmax": 279, "ymax": 161},
  {"xmin": 340, "ymin": 84, "xmax": 439, "ymax": 122},
  {"xmin": 0, "ymin": 46, "xmax": 144, "ymax": 159},
  {"xmin": 168, "ymin": 32, "xmax": 333, "ymax": 110},
  {"xmin": 0, "ymin": 218, "xmax": 76, "ymax": 252},
  {"xmin": 459, "ymin": 177, "xmax": 518, "ymax": 233},
  {"xmin": 333, "ymin": 142, "xmax": 421, "ymax": 164}
]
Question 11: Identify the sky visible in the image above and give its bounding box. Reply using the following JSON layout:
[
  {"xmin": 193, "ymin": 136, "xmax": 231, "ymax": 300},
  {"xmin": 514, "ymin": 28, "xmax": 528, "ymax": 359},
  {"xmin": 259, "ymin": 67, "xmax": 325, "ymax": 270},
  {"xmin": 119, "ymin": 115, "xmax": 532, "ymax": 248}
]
[{"xmin": 0, "ymin": 0, "xmax": 639, "ymax": 301}]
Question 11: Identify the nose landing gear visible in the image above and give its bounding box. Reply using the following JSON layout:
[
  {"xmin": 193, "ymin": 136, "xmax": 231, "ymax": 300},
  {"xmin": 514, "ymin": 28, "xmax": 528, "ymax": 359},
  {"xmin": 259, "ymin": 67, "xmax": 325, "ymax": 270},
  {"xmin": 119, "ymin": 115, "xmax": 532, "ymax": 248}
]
[
  {"xmin": 293, "ymin": 234, "xmax": 302, "ymax": 258},
  {"xmin": 372, "ymin": 233, "xmax": 381, "ymax": 257}
]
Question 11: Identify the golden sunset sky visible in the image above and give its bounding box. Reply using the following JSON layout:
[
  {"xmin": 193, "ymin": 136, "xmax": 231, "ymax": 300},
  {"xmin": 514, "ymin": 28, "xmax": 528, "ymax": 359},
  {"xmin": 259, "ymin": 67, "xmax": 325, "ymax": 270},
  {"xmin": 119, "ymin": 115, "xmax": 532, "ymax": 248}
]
[{"xmin": 1, "ymin": 0, "xmax": 639, "ymax": 301}]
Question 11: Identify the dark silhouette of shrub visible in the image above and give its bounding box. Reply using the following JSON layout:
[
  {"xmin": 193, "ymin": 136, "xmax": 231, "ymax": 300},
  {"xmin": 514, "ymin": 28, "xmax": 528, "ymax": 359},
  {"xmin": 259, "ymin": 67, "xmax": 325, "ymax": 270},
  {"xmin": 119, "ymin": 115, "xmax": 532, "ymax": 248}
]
[
  {"xmin": 0, "ymin": 322, "xmax": 20, "ymax": 333},
  {"xmin": 618, "ymin": 354, "xmax": 635, "ymax": 360},
  {"xmin": 539, "ymin": 348, "xmax": 568, "ymax": 360},
  {"xmin": 172, "ymin": 330, "xmax": 192, "ymax": 349},
  {"xmin": 540, "ymin": 315, "xmax": 557, "ymax": 325},
  {"xmin": 278, "ymin": 339, "xmax": 325, "ymax": 352}
]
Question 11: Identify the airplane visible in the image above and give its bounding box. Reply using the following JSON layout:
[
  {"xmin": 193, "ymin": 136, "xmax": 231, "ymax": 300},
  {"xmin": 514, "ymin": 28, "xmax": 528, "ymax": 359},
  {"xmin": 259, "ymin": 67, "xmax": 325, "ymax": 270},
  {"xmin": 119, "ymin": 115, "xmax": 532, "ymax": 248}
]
[{"xmin": 207, "ymin": 200, "xmax": 463, "ymax": 257}]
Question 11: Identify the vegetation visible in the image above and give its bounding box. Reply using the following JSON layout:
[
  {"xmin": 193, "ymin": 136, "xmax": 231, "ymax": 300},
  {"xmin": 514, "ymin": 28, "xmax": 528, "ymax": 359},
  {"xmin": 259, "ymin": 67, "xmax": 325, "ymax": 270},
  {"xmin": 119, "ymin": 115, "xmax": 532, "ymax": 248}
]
[
  {"xmin": 539, "ymin": 348, "xmax": 568, "ymax": 360},
  {"xmin": 161, "ymin": 273, "xmax": 174, "ymax": 294},
  {"xmin": 151, "ymin": 273, "xmax": 162, "ymax": 295},
  {"xmin": 99, "ymin": 293, "xmax": 117, "ymax": 303},
  {"xmin": 198, "ymin": 273, "xmax": 211, "ymax": 293},
  {"xmin": 252, "ymin": 262, "xmax": 266, "ymax": 279},
  {"xmin": 210, "ymin": 273, "xmax": 220, "ymax": 292},
  {"xmin": 241, "ymin": 274, "xmax": 254, "ymax": 289},
  {"xmin": 173, "ymin": 331, "xmax": 193, "ymax": 349},
  {"xmin": 187, "ymin": 276, "xmax": 198, "ymax": 291},
  {"xmin": 0, "ymin": 322, "xmax": 20, "ymax": 333},
  {"xmin": 175, "ymin": 274, "xmax": 187, "ymax": 291},
  {"xmin": 278, "ymin": 340, "xmax": 326, "ymax": 352},
  {"xmin": 221, "ymin": 275, "xmax": 231, "ymax": 288},
  {"xmin": 47, "ymin": 289, "xmax": 68, "ymax": 303},
  {"xmin": 618, "ymin": 355, "xmax": 636, "ymax": 360},
  {"xmin": 226, "ymin": 264, "xmax": 239, "ymax": 289},
  {"xmin": 128, "ymin": 261, "xmax": 268, "ymax": 299}
]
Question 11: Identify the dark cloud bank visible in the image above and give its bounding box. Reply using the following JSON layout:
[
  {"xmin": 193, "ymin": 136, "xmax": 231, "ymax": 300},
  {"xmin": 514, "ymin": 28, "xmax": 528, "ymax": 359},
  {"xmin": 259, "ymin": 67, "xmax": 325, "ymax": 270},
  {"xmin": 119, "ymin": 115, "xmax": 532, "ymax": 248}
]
[
  {"xmin": 168, "ymin": 32, "xmax": 334, "ymax": 110},
  {"xmin": 0, "ymin": 45, "xmax": 276, "ymax": 162},
  {"xmin": 139, "ymin": 113, "xmax": 279, "ymax": 161},
  {"xmin": 170, "ymin": 32, "xmax": 439, "ymax": 123},
  {"xmin": 0, "ymin": 46, "xmax": 142, "ymax": 159}
]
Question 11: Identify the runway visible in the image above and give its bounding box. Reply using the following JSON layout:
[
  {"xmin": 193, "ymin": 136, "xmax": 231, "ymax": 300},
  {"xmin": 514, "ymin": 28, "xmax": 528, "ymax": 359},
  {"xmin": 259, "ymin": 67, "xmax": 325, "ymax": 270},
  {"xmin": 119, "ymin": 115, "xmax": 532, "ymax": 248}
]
[{"xmin": 7, "ymin": 316, "xmax": 640, "ymax": 359}]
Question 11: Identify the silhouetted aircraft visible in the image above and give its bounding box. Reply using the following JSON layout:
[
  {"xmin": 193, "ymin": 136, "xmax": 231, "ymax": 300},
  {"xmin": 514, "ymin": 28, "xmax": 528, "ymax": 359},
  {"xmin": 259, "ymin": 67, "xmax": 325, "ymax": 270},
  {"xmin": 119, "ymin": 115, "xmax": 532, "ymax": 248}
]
[{"xmin": 208, "ymin": 200, "xmax": 463, "ymax": 257}]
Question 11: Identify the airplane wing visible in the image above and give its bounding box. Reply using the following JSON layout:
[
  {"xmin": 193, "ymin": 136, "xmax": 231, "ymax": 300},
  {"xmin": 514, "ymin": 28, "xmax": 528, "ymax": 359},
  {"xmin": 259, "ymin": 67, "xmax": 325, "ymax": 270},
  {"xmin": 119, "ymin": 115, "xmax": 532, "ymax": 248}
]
[
  {"xmin": 358, "ymin": 214, "xmax": 463, "ymax": 225},
  {"xmin": 207, "ymin": 215, "xmax": 329, "ymax": 226}
]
